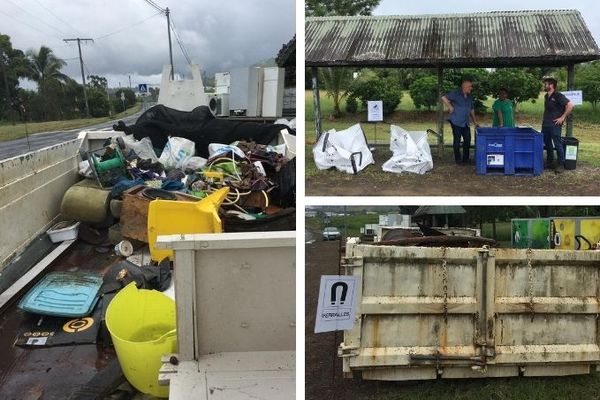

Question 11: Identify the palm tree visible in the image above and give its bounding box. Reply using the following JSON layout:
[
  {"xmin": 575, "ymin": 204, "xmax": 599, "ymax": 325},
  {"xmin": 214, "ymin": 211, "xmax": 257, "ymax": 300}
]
[
  {"xmin": 26, "ymin": 46, "xmax": 69, "ymax": 90},
  {"xmin": 320, "ymin": 67, "xmax": 353, "ymax": 118},
  {"xmin": 26, "ymin": 46, "xmax": 73, "ymax": 119}
]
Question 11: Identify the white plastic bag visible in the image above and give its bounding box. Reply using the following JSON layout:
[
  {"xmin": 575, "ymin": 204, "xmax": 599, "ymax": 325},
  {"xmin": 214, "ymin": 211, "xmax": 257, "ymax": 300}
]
[
  {"xmin": 158, "ymin": 136, "xmax": 196, "ymax": 170},
  {"xmin": 182, "ymin": 156, "xmax": 207, "ymax": 170},
  {"xmin": 122, "ymin": 136, "xmax": 159, "ymax": 162},
  {"xmin": 208, "ymin": 143, "xmax": 246, "ymax": 159},
  {"xmin": 313, "ymin": 123, "xmax": 374, "ymax": 174},
  {"xmin": 275, "ymin": 118, "xmax": 296, "ymax": 130},
  {"xmin": 382, "ymin": 125, "xmax": 433, "ymax": 174},
  {"xmin": 78, "ymin": 160, "xmax": 94, "ymax": 178}
]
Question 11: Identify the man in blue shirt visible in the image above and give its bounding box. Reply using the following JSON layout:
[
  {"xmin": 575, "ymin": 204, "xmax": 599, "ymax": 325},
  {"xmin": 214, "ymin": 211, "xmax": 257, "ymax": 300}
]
[{"xmin": 441, "ymin": 78, "xmax": 479, "ymax": 164}]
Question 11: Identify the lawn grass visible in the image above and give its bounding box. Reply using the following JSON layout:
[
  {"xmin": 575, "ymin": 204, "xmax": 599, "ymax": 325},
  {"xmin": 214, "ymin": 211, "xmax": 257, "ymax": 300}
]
[
  {"xmin": 306, "ymin": 90, "xmax": 600, "ymax": 183},
  {"xmin": 481, "ymin": 221, "xmax": 511, "ymax": 241},
  {"xmin": 0, "ymin": 102, "xmax": 142, "ymax": 142}
]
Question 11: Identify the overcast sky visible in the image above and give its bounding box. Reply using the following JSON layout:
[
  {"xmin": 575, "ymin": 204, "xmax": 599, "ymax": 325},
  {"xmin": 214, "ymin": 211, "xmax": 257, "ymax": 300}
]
[
  {"xmin": 374, "ymin": 0, "xmax": 600, "ymax": 44},
  {"xmin": 1, "ymin": 0, "xmax": 295, "ymax": 88}
]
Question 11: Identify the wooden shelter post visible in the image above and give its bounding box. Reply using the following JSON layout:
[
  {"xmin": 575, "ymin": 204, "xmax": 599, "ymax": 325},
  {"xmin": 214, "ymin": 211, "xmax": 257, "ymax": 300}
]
[
  {"xmin": 311, "ymin": 67, "xmax": 322, "ymax": 140},
  {"xmin": 566, "ymin": 63, "xmax": 575, "ymax": 137},
  {"xmin": 436, "ymin": 66, "xmax": 445, "ymax": 156}
]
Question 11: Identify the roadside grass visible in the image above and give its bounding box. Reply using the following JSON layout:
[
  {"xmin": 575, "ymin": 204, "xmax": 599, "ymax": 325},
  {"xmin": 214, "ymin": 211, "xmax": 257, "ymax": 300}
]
[{"xmin": 0, "ymin": 102, "xmax": 142, "ymax": 142}]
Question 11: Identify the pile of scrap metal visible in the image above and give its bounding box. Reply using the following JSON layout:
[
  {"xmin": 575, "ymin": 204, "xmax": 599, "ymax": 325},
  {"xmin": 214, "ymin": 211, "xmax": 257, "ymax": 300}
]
[
  {"xmin": 376, "ymin": 224, "xmax": 497, "ymax": 248},
  {"xmin": 70, "ymin": 105, "xmax": 296, "ymax": 245}
]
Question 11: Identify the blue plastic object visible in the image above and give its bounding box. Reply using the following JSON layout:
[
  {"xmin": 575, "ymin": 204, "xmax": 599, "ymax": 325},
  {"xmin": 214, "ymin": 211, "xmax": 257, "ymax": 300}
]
[
  {"xmin": 18, "ymin": 272, "xmax": 103, "ymax": 317},
  {"xmin": 475, "ymin": 127, "xmax": 543, "ymax": 176}
]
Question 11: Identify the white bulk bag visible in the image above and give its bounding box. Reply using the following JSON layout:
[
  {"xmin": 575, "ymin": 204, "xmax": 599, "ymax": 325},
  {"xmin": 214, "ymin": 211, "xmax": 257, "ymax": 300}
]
[
  {"xmin": 313, "ymin": 123, "xmax": 374, "ymax": 174},
  {"xmin": 382, "ymin": 125, "xmax": 433, "ymax": 174}
]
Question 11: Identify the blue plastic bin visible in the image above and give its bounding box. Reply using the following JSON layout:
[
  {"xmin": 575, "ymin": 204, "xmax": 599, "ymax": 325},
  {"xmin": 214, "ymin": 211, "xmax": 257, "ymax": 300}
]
[{"xmin": 475, "ymin": 127, "xmax": 543, "ymax": 176}]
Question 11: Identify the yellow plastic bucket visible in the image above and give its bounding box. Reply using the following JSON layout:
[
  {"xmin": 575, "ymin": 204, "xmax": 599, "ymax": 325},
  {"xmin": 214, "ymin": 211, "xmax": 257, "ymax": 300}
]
[
  {"xmin": 105, "ymin": 283, "xmax": 176, "ymax": 398},
  {"xmin": 147, "ymin": 187, "xmax": 229, "ymax": 262}
]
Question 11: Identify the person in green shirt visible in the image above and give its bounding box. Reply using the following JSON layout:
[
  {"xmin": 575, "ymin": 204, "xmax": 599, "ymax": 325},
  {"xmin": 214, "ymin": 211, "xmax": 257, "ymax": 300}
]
[{"xmin": 492, "ymin": 88, "xmax": 515, "ymax": 128}]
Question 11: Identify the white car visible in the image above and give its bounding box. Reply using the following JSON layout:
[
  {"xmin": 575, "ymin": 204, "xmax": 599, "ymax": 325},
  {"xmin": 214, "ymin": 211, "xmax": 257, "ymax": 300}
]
[{"xmin": 322, "ymin": 227, "xmax": 341, "ymax": 241}]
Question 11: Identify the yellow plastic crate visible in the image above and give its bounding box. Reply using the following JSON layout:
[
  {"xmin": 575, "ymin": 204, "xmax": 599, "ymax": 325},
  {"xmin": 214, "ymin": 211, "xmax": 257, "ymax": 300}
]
[{"xmin": 147, "ymin": 187, "xmax": 229, "ymax": 262}]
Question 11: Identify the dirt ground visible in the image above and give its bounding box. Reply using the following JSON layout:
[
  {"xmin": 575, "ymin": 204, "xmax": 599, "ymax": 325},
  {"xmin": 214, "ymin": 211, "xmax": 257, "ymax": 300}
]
[
  {"xmin": 306, "ymin": 147, "xmax": 600, "ymax": 196},
  {"xmin": 305, "ymin": 237, "xmax": 600, "ymax": 400}
]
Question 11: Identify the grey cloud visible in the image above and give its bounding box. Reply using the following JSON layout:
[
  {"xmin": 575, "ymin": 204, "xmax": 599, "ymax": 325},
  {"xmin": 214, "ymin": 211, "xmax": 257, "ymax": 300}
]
[{"xmin": 2, "ymin": 0, "xmax": 295, "ymax": 87}]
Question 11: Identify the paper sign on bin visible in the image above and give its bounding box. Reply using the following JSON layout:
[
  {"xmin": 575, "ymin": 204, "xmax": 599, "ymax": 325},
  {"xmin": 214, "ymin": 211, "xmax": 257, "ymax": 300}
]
[{"xmin": 315, "ymin": 275, "xmax": 358, "ymax": 333}]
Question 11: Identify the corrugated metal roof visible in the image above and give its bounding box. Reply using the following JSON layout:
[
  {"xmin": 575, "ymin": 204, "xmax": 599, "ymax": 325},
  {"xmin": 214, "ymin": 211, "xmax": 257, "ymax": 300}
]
[{"xmin": 305, "ymin": 10, "xmax": 600, "ymax": 67}]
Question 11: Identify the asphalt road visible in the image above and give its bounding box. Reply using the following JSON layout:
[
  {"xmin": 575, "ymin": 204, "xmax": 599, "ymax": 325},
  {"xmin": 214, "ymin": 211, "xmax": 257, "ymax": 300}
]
[{"xmin": 0, "ymin": 110, "xmax": 145, "ymax": 161}]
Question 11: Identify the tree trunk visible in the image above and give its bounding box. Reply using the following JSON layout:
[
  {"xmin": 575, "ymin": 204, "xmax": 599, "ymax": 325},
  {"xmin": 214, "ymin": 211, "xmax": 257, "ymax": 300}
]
[{"xmin": 492, "ymin": 218, "xmax": 497, "ymax": 240}]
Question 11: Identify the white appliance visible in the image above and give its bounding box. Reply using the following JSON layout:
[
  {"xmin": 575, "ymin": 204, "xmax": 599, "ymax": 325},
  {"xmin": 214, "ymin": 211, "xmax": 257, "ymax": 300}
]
[
  {"xmin": 215, "ymin": 72, "xmax": 230, "ymax": 95},
  {"xmin": 230, "ymin": 67, "xmax": 263, "ymax": 117},
  {"xmin": 261, "ymin": 67, "xmax": 285, "ymax": 117}
]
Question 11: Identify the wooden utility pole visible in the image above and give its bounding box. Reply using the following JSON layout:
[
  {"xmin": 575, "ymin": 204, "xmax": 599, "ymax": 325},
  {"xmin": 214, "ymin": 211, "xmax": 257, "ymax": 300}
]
[
  {"xmin": 166, "ymin": 7, "xmax": 174, "ymax": 80},
  {"xmin": 63, "ymin": 38, "xmax": 93, "ymax": 117}
]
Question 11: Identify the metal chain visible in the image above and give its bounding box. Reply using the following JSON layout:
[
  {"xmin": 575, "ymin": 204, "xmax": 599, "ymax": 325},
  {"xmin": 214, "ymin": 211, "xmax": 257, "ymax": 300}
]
[
  {"xmin": 442, "ymin": 247, "xmax": 448, "ymax": 323},
  {"xmin": 527, "ymin": 248, "xmax": 534, "ymax": 321}
]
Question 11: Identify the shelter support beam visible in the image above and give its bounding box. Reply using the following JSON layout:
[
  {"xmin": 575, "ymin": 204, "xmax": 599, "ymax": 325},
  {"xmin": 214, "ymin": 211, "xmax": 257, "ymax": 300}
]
[
  {"xmin": 312, "ymin": 67, "xmax": 322, "ymax": 140},
  {"xmin": 566, "ymin": 63, "xmax": 575, "ymax": 137},
  {"xmin": 436, "ymin": 66, "xmax": 444, "ymax": 156}
]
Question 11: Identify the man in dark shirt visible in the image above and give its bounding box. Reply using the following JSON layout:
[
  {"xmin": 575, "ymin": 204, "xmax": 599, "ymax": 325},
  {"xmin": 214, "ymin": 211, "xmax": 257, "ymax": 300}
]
[
  {"xmin": 441, "ymin": 78, "xmax": 479, "ymax": 164},
  {"xmin": 542, "ymin": 76, "xmax": 574, "ymax": 174}
]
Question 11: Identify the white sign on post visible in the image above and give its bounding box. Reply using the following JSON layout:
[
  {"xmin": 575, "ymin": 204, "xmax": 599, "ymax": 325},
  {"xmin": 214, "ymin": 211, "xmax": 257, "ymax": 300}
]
[
  {"xmin": 367, "ymin": 100, "xmax": 383, "ymax": 122},
  {"xmin": 562, "ymin": 90, "xmax": 583, "ymax": 105},
  {"xmin": 315, "ymin": 275, "xmax": 358, "ymax": 333}
]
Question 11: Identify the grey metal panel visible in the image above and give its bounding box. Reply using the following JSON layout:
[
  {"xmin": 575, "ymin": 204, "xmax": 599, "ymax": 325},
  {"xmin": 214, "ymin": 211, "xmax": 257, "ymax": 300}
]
[
  {"xmin": 306, "ymin": 10, "xmax": 600, "ymax": 67},
  {"xmin": 159, "ymin": 232, "xmax": 296, "ymax": 358},
  {"xmin": 343, "ymin": 244, "xmax": 600, "ymax": 380}
]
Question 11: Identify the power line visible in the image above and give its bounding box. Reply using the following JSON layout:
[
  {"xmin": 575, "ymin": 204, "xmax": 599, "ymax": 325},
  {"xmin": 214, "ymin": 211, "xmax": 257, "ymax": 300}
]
[
  {"xmin": 64, "ymin": 38, "xmax": 94, "ymax": 117},
  {"xmin": 142, "ymin": 0, "xmax": 166, "ymax": 14},
  {"xmin": 0, "ymin": 8, "xmax": 63, "ymax": 42},
  {"xmin": 32, "ymin": 0, "xmax": 84, "ymax": 37},
  {"xmin": 95, "ymin": 11, "xmax": 162, "ymax": 40},
  {"xmin": 169, "ymin": 18, "xmax": 192, "ymax": 65},
  {"xmin": 5, "ymin": 0, "xmax": 69, "ymax": 38}
]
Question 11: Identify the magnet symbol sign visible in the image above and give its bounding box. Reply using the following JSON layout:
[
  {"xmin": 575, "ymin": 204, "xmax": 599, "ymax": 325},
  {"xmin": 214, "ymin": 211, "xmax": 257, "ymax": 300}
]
[
  {"xmin": 330, "ymin": 282, "xmax": 348, "ymax": 305},
  {"xmin": 63, "ymin": 317, "xmax": 94, "ymax": 333}
]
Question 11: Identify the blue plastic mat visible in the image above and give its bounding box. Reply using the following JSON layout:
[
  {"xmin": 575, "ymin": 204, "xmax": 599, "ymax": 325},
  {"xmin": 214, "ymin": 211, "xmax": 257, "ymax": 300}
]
[{"xmin": 18, "ymin": 272, "xmax": 104, "ymax": 317}]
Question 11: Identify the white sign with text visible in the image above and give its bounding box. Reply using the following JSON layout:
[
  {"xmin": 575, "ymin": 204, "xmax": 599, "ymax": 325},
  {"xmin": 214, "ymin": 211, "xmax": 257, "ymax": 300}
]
[
  {"xmin": 562, "ymin": 90, "xmax": 583, "ymax": 105},
  {"xmin": 367, "ymin": 100, "xmax": 383, "ymax": 122},
  {"xmin": 315, "ymin": 275, "xmax": 359, "ymax": 333}
]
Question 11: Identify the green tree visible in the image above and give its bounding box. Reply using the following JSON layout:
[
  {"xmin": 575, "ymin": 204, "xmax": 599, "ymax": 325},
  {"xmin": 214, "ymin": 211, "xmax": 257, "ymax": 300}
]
[
  {"xmin": 305, "ymin": 0, "xmax": 381, "ymax": 16},
  {"xmin": 114, "ymin": 88, "xmax": 136, "ymax": 109},
  {"xmin": 487, "ymin": 68, "xmax": 541, "ymax": 110},
  {"xmin": 409, "ymin": 76, "xmax": 453, "ymax": 110},
  {"xmin": 0, "ymin": 34, "xmax": 28, "ymax": 121},
  {"xmin": 348, "ymin": 69, "xmax": 403, "ymax": 115},
  {"xmin": 25, "ymin": 46, "xmax": 73, "ymax": 120},
  {"xmin": 87, "ymin": 74, "xmax": 107, "ymax": 90},
  {"xmin": 320, "ymin": 67, "xmax": 352, "ymax": 117},
  {"xmin": 87, "ymin": 87, "xmax": 109, "ymax": 117},
  {"xmin": 26, "ymin": 46, "xmax": 69, "ymax": 88},
  {"xmin": 576, "ymin": 61, "xmax": 600, "ymax": 110},
  {"xmin": 445, "ymin": 68, "xmax": 490, "ymax": 112}
]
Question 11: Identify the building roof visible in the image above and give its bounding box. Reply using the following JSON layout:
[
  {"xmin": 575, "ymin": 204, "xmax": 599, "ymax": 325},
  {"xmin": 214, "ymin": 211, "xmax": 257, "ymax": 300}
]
[
  {"xmin": 276, "ymin": 35, "xmax": 296, "ymax": 67},
  {"xmin": 305, "ymin": 10, "xmax": 600, "ymax": 68},
  {"xmin": 413, "ymin": 206, "xmax": 466, "ymax": 217}
]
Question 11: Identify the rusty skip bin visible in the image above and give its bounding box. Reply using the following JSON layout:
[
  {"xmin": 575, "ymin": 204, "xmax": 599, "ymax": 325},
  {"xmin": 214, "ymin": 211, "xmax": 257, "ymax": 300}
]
[{"xmin": 340, "ymin": 243, "xmax": 600, "ymax": 380}]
